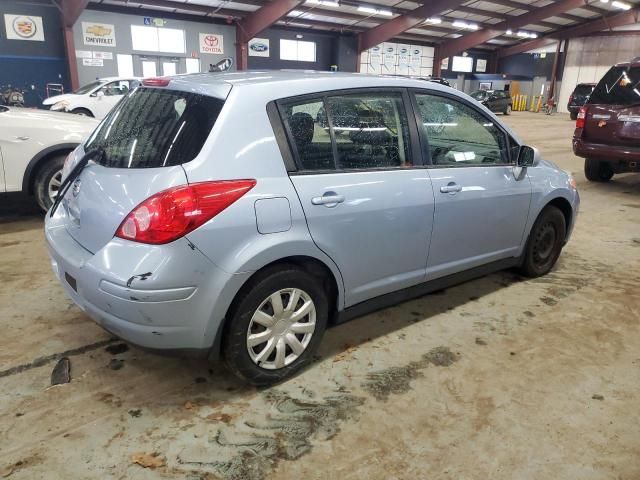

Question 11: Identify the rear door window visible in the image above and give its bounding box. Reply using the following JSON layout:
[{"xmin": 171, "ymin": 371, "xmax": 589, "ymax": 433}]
[
  {"xmin": 589, "ymin": 66, "xmax": 640, "ymax": 106},
  {"xmin": 85, "ymin": 87, "xmax": 224, "ymax": 168},
  {"xmin": 280, "ymin": 91, "xmax": 413, "ymax": 171}
]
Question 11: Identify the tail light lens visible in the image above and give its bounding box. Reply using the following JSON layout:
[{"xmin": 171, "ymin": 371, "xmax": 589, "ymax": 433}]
[
  {"xmin": 576, "ymin": 106, "xmax": 587, "ymax": 129},
  {"xmin": 568, "ymin": 94, "xmax": 574, "ymax": 105},
  {"xmin": 116, "ymin": 180, "xmax": 256, "ymax": 244}
]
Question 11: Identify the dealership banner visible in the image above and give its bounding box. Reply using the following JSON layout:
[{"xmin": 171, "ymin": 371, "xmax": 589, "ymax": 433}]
[
  {"xmin": 248, "ymin": 38, "xmax": 270, "ymax": 57},
  {"xmin": 82, "ymin": 22, "xmax": 116, "ymax": 47},
  {"xmin": 4, "ymin": 14, "xmax": 44, "ymax": 41},
  {"xmin": 199, "ymin": 33, "xmax": 224, "ymax": 54}
]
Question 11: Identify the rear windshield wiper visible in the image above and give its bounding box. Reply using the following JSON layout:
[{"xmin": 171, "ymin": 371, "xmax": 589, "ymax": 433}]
[{"xmin": 49, "ymin": 147, "xmax": 104, "ymax": 218}]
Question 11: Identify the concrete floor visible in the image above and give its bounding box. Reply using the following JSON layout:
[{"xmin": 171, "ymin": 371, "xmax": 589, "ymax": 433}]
[{"xmin": 1, "ymin": 112, "xmax": 639, "ymax": 480}]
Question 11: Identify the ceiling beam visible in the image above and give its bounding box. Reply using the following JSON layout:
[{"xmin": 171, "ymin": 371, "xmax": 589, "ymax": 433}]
[
  {"xmin": 435, "ymin": 0, "xmax": 591, "ymax": 61},
  {"xmin": 481, "ymin": 0, "xmax": 593, "ymax": 24},
  {"xmin": 236, "ymin": 0, "xmax": 304, "ymax": 42},
  {"xmin": 497, "ymin": 8, "xmax": 639, "ymax": 57},
  {"xmin": 58, "ymin": 0, "xmax": 90, "ymax": 27},
  {"xmin": 357, "ymin": 0, "xmax": 467, "ymax": 52},
  {"xmin": 97, "ymin": 0, "xmax": 243, "ymax": 19}
]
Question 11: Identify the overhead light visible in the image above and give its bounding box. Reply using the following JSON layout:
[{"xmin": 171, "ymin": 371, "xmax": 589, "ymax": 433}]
[
  {"xmin": 600, "ymin": 0, "xmax": 609, "ymax": 3},
  {"xmin": 452, "ymin": 20, "xmax": 479, "ymax": 30},
  {"xmin": 358, "ymin": 5, "xmax": 392, "ymax": 15},
  {"xmin": 516, "ymin": 30, "xmax": 538, "ymax": 38},
  {"xmin": 289, "ymin": 9, "xmax": 304, "ymax": 15},
  {"xmin": 506, "ymin": 29, "xmax": 513, "ymax": 34},
  {"xmin": 612, "ymin": 0, "xmax": 631, "ymax": 9},
  {"xmin": 425, "ymin": 17, "xmax": 442, "ymax": 24},
  {"xmin": 305, "ymin": 0, "xmax": 340, "ymax": 6}
]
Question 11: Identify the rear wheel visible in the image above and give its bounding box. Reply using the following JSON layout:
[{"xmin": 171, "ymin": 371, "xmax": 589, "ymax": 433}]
[
  {"xmin": 569, "ymin": 111, "xmax": 578, "ymax": 121},
  {"xmin": 584, "ymin": 158, "xmax": 614, "ymax": 182},
  {"xmin": 71, "ymin": 108, "xmax": 93, "ymax": 117},
  {"xmin": 34, "ymin": 154, "xmax": 66, "ymax": 212},
  {"xmin": 222, "ymin": 265, "xmax": 328, "ymax": 385},
  {"xmin": 519, "ymin": 206, "xmax": 566, "ymax": 278},
  {"xmin": 504, "ymin": 104, "xmax": 512, "ymax": 115}
]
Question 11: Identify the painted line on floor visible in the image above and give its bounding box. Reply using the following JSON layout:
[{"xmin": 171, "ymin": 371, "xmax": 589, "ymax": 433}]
[{"xmin": 0, "ymin": 338, "xmax": 117, "ymax": 379}]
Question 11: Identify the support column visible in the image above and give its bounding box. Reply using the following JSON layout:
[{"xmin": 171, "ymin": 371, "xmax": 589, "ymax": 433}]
[
  {"xmin": 63, "ymin": 26, "xmax": 79, "ymax": 91},
  {"xmin": 548, "ymin": 40, "xmax": 562, "ymax": 100}
]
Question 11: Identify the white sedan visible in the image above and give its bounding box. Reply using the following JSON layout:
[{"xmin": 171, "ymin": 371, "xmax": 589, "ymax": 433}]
[
  {"xmin": 0, "ymin": 106, "xmax": 99, "ymax": 211},
  {"xmin": 43, "ymin": 77, "xmax": 140, "ymax": 119}
]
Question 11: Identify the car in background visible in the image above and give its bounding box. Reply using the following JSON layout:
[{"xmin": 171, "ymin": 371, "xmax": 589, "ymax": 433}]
[
  {"xmin": 420, "ymin": 76, "xmax": 451, "ymax": 87},
  {"xmin": 567, "ymin": 83, "xmax": 595, "ymax": 120},
  {"xmin": 573, "ymin": 58, "xmax": 640, "ymax": 182},
  {"xmin": 46, "ymin": 72, "xmax": 578, "ymax": 385},
  {"xmin": 0, "ymin": 105, "xmax": 99, "ymax": 211},
  {"xmin": 470, "ymin": 90, "xmax": 512, "ymax": 115},
  {"xmin": 42, "ymin": 77, "xmax": 140, "ymax": 119}
]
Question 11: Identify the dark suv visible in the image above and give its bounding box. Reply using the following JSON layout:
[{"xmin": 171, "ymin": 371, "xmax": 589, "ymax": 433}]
[
  {"xmin": 573, "ymin": 58, "xmax": 640, "ymax": 182},
  {"xmin": 567, "ymin": 83, "xmax": 595, "ymax": 120}
]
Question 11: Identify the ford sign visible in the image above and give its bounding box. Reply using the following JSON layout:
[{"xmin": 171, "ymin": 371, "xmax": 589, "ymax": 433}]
[{"xmin": 250, "ymin": 42, "xmax": 269, "ymax": 52}]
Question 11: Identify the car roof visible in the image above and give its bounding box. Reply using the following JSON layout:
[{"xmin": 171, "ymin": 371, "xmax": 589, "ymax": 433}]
[
  {"xmin": 166, "ymin": 70, "xmax": 456, "ymax": 99},
  {"xmin": 99, "ymin": 76, "xmax": 141, "ymax": 82},
  {"xmin": 614, "ymin": 57, "xmax": 640, "ymax": 68}
]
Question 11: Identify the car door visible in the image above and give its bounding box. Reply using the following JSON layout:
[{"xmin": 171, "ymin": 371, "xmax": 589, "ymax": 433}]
[
  {"xmin": 486, "ymin": 93, "xmax": 499, "ymax": 112},
  {"xmin": 92, "ymin": 80, "xmax": 131, "ymax": 118},
  {"xmin": 411, "ymin": 90, "xmax": 532, "ymax": 279},
  {"xmin": 279, "ymin": 90, "xmax": 435, "ymax": 307}
]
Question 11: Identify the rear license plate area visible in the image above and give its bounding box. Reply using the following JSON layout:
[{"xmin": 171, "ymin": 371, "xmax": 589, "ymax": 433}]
[{"xmin": 65, "ymin": 272, "xmax": 77, "ymax": 292}]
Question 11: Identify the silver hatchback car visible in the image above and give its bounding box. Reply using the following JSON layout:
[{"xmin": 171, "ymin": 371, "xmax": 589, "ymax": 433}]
[{"xmin": 46, "ymin": 71, "xmax": 579, "ymax": 384}]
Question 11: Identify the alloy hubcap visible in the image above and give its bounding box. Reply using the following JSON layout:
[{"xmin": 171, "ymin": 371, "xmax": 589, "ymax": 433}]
[
  {"xmin": 247, "ymin": 288, "xmax": 316, "ymax": 370},
  {"xmin": 532, "ymin": 222, "xmax": 556, "ymax": 266},
  {"xmin": 48, "ymin": 170, "xmax": 63, "ymax": 203}
]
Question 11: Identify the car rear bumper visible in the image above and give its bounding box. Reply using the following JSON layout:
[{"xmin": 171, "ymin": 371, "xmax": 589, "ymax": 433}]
[
  {"xmin": 45, "ymin": 208, "xmax": 251, "ymax": 351},
  {"xmin": 572, "ymin": 138, "xmax": 640, "ymax": 167}
]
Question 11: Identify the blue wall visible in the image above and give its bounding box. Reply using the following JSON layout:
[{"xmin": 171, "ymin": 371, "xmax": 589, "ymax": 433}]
[{"xmin": 0, "ymin": 1, "xmax": 70, "ymax": 106}]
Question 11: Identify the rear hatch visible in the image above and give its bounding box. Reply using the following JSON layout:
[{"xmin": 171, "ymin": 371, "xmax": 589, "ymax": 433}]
[
  {"xmin": 62, "ymin": 82, "xmax": 228, "ymax": 253},
  {"xmin": 582, "ymin": 65, "xmax": 640, "ymax": 148}
]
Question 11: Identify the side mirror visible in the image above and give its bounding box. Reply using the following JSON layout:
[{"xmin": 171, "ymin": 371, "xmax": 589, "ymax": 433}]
[
  {"xmin": 96, "ymin": 90, "xmax": 105, "ymax": 99},
  {"xmin": 517, "ymin": 145, "xmax": 539, "ymax": 167}
]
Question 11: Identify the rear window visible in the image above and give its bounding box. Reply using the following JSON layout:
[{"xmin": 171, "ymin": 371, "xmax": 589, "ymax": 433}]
[
  {"xmin": 573, "ymin": 84, "xmax": 594, "ymax": 96},
  {"xmin": 84, "ymin": 87, "xmax": 224, "ymax": 168},
  {"xmin": 589, "ymin": 66, "xmax": 640, "ymax": 106}
]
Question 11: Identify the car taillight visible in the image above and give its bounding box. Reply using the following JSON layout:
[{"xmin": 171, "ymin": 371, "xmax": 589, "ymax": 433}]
[
  {"xmin": 576, "ymin": 106, "xmax": 587, "ymax": 129},
  {"xmin": 568, "ymin": 94, "xmax": 574, "ymax": 104},
  {"xmin": 115, "ymin": 180, "xmax": 256, "ymax": 244},
  {"xmin": 142, "ymin": 77, "xmax": 171, "ymax": 87}
]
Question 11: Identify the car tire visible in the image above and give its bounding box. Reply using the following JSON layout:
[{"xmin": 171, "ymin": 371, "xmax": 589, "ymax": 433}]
[
  {"xmin": 504, "ymin": 105, "xmax": 512, "ymax": 115},
  {"xmin": 34, "ymin": 154, "xmax": 66, "ymax": 212},
  {"xmin": 584, "ymin": 158, "xmax": 614, "ymax": 182},
  {"xmin": 569, "ymin": 111, "xmax": 578, "ymax": 121},
  {"xmin": 71, "ymin": 108, "xmax": 93, "ymax": 117},
  {"xmin": 519, "ymin": 205, "xmax": 566, "ymax": 278},
  {"xmin": 222, "ymin": 265, "xmax": 328, "ymax": 385}
]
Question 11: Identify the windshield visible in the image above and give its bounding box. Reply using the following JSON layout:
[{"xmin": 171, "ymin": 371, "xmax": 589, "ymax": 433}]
[
  {"xmin": 84, "ymin": 87, "xmax": 224, "ymax": 168},
  {"xmin": 589, "ymin": 66, "xmax": 640, "ymax": 106},
  {"xmin": 73, "ymin": 80, "xmax": 105, "ymax": 95},
  {"xmin": 470, "ymin": 91, "xmax": 489, "ymax": 101}
]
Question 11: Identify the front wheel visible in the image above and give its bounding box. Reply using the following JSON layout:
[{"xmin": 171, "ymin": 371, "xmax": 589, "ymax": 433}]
[
  {"xmin": 222, "ymin": 266, "xmax": 328, "ymax": 385},
  {"xmin": 584, "ymin": 158, "xmax": 614, "ymax": 182},
  {"xmin": 71, "ymin": 108, "xmax": 93, "ymax": 117},
  {"xmin": 519, "ymin": 206, "xmax": 566, "ymax": 278},
  {"xmin": 504, "ymin": 105, "xmax": 512, "ymax": 115},
  {"xmin": 34, "ymin": 154, "xmax": 66, "ymax": 212}
]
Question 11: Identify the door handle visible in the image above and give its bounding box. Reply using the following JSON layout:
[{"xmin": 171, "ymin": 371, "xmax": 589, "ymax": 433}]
[
  {"xmin": 311, "ymin": 192, "xmax": 345, "ymax": 207},
  {"xmin": 440, "ymin": 183, "xmax": 462, "ymax": 194}
]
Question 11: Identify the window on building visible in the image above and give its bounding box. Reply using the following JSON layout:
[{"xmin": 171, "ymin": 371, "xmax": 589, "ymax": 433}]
[
  {"xmin": 186, "ymin": 58, "xmax": 200, "ymax": 74},
  {"xmin": 117, "ymin": 54, "xmax": 134, "ymax": 77},
  {"xmin": 131, "ymin": 25, "xmax": 185, "ymax": 54},
  {"xmin": 280, "ymin": 39, "xmax": 316, "ymax": 62}
]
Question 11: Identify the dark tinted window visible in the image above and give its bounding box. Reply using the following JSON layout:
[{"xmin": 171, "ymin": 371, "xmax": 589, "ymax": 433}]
[
  {"xmin": 85, "ymin": 87, "xmax": 223, "ymax": 168},
  {"xmin": 326, "ymin": 93, "xmax": 412, "ymax": 169},
  {"xmin": 470, "ymin": 90, "xmax": 488, "ymax": 101},
  {"xmin": 589, "ymin": 66, "xmax": 640, "ymax": 106},
  {"xmin": 574, "ymin": 84, "xmax": 594, "ymax": 96},
  {"xmin": 415, "ymin": 93, "xmax": 508, "ymax": 166},
  {"xmin": 74, "ymin": 80, "xmax": 104, "ymax": 95},
  {"xmin": 281, "ymin": 99, "xmax": 335, "ymax": 171}
]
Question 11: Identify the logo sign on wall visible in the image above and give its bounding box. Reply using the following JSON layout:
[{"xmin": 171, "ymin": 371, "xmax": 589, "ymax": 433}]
[
  {"xmin": 4, "ymin": 14, "xmax": 44, "ymax": 41},
  {"xmin": 199, "ymin": 33, "xmax": 224, "ymax": 54},
  {"xmin": 248, "ymin": 38, "xmax": 270, "ymax": 57},
  {"xmin": 82, "ymin": 22, "xmax": 116, "ymax": 47}
]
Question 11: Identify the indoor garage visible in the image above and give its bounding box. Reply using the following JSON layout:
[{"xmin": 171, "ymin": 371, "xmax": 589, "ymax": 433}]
[{"xmin": 1, "ymin": 0, "xmax": 639, "ymax": 478}]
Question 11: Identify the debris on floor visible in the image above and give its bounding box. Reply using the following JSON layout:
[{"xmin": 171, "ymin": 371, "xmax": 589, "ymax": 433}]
[
  {"xmin": 130, "ymin": 452, "xmax": 165, "ymax": 469},
  {"xmin": 128, "ymin": 409, "xmax": 142, "ymax": 418},
  {"xmin": 475, "ymin": 337, "xmax": 488, "ymax": 346},
  {"xmin": 592, "ymin": 394, "xmax": 605, "ymax": 401},
  {"xmin": 105, "ymin": 343, "xmax": 129, "ymax": 355},
  {"xmin": 108, "ymin": 359, "xmax": 124, "ymax": 370},
  {"xmin": 50, "ymin": 357, "xmax": 71, "ymax": 386}
]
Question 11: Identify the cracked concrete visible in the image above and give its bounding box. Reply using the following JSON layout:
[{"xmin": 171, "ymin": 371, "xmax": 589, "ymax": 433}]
[{"xmin": 0, "ymin": 112, "xmax": 639, "ymax": 479}]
